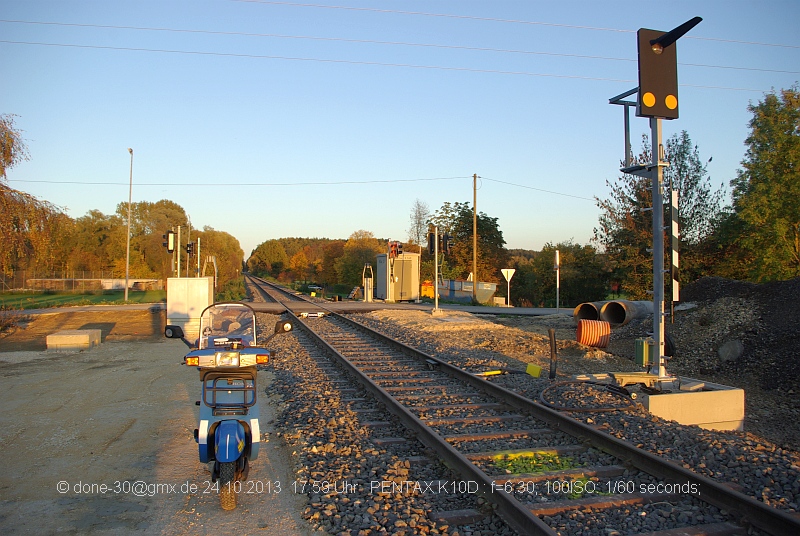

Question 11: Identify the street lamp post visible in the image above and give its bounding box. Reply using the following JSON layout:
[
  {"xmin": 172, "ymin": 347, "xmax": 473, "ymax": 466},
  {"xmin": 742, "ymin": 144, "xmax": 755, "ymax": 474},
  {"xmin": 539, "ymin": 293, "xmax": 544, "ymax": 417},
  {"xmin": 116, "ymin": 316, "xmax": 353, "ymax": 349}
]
[{"xmin": 125, "ymin": 148, "xmax": 133, "ymax": 302}]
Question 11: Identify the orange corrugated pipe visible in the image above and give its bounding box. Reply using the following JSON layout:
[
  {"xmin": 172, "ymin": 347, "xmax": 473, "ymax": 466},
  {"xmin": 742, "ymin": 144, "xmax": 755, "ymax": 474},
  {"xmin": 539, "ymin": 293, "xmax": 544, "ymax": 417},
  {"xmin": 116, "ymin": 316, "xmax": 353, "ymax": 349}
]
[{"xmin": 576, "ymin": 319, "xmax": 611, "ymax": 348}]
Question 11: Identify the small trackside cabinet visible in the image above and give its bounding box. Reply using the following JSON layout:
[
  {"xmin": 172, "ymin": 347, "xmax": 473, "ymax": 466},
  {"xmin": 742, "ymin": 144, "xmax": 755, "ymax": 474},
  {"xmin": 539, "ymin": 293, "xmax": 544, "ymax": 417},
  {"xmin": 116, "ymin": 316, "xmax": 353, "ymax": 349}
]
[{"xmin": 635, "ymin": 338, "xmax": 654, "ymax": 366}]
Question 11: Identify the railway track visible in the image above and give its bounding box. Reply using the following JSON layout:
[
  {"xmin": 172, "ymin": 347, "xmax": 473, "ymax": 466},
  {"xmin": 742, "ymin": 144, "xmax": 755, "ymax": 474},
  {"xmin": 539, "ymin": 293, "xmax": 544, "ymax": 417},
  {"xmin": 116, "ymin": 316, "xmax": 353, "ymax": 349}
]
[{"xmin": 245, "ymin": 275, "xmax": 800, "ymax": 535}]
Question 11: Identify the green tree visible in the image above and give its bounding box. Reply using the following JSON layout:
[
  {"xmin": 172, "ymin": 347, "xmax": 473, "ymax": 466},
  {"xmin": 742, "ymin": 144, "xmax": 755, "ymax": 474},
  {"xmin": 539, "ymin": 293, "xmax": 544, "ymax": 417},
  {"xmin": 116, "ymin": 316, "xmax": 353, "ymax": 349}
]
[
  {"xmin": 511, "ymin": 242, "xmax": 606, "ymax": 307},
  {"xmin": 663, "ymin": 131, "xmax": 725, "ymax": 283},
  {"xmin": 430, "ymin": 201, "xmax": 508, "ymax": 284},
  {"xmin": 0, "ymin": 117, "xmax": 76, "ymax": 276},
  {"xmin": 595, "ymin": 131, "xmax": 722, "ymax": 298},
  {"xmin": 729, "ymin": 86, "xmax": 800, "ymax": 280},
  {"xmin": 320, "ymin": 240, "xmax": 345, "ymax": 285},
  {"xmin": 247, "ymin": 239, "xmax": 289, "ymax": 277}
]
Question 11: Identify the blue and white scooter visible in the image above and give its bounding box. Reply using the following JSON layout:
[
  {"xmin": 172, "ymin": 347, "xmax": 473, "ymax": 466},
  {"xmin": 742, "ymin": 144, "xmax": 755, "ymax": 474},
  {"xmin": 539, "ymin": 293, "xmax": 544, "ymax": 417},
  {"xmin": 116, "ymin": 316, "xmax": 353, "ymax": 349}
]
[{"xmin": 165, "ymin": 302, "xmax": 292, "ymax": 510}]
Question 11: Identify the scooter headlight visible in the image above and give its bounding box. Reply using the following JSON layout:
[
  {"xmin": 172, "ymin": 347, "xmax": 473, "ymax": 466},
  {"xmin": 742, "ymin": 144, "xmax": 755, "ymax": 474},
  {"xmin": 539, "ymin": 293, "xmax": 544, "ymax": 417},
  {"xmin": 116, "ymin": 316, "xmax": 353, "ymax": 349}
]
[{"xmin": 215, "ymin": 351, "xmax": 240, "ymax": 367}]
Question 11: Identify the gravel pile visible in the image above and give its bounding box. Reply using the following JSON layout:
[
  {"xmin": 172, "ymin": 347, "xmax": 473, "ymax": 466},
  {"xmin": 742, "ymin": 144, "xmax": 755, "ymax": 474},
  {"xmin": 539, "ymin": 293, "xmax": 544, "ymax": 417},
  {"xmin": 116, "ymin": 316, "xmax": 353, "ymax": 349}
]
[{"xmin": 606, "ymin": 276, "xmax": 800, "ymax": 450}]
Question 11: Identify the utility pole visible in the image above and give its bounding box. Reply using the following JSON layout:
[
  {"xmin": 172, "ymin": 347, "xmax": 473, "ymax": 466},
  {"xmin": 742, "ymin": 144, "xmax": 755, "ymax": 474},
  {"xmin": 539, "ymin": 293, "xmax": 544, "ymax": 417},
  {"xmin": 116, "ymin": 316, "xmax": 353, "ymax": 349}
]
[
  {"xmin": 124, "ymin": 148, "xmax": 133, "ymax": 302},
  {"xmin": 473, "ymin": 173, "xmax": 477, "ymax": 302}
]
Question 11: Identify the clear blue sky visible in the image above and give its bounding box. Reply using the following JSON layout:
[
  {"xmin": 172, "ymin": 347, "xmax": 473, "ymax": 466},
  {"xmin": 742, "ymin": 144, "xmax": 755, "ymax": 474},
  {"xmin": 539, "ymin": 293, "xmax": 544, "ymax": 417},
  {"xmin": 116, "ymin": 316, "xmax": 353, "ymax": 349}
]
[{"xmin": 2, "ymin": 0, "xmax": 798, "ymax": 260}]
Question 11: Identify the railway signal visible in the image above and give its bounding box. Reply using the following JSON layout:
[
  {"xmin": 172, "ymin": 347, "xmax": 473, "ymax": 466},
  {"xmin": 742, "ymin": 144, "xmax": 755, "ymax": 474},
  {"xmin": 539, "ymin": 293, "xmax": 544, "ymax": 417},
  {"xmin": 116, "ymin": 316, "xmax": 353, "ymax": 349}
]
[
  {"xmin": 162, "ymin": 230, "xmax": 176, "ymax": 253},
  {"xmin": 441, "ymin": 233, "xmax": 451, "ymax": 255},
  {"xmin": 187, "ymin": 242, "xmax": 195, "ymax": 257},
  {"xmin": 637, "ymin": 16, "xmax": 702, "ymax": 119},
  {"xmin": 610, "ymin": 16, "xmax": 701, "ymax": 382}
]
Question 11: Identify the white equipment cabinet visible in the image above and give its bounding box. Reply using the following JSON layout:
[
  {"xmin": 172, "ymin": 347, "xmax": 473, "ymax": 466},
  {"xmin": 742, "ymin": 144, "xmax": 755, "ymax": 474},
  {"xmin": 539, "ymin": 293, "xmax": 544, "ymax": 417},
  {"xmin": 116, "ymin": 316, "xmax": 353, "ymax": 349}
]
[{"xmin": 376, "ymin": 253, "xmax": 420, "ymax": 302}]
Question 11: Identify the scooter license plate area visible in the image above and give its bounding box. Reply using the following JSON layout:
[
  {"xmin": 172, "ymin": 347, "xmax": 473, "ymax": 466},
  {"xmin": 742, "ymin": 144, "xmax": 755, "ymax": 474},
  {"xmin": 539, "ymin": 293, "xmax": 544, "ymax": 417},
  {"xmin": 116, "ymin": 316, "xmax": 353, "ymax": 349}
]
[{"xmin": 201, "ymin": 372, "xmax": 257, "ymax": 414}]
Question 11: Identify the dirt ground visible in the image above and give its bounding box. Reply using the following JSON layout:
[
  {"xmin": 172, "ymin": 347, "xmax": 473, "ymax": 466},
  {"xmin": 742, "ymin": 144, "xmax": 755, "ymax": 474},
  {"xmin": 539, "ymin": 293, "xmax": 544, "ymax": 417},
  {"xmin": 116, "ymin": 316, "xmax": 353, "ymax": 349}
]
[{"xmin": 0, "ymin": 309, "xmax": 311, "ymax": 535}]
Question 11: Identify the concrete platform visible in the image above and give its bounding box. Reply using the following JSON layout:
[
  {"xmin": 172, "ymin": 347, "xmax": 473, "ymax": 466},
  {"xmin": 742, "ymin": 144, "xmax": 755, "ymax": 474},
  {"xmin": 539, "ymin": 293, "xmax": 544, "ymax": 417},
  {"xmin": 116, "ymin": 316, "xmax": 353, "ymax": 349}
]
[{"xmin": 46, "ymin": 329, "xmax": 102, "ymax": 351}]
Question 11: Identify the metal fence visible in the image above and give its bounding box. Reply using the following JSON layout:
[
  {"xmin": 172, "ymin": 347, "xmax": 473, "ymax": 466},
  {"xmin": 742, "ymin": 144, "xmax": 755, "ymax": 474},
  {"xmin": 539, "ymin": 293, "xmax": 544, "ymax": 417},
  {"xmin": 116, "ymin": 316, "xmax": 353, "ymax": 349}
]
[{"xmin": 0, "ymin": 271, "xmax": 162, "ymax": 293}]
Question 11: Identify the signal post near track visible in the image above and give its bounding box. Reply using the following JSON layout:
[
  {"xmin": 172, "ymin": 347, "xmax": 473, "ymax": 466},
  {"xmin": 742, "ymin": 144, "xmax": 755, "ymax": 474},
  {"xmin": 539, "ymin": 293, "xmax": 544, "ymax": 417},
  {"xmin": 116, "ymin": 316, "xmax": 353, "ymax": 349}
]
[{"xmin": 608, "ymin": 16, "xmax": 701, "ymax": 382}]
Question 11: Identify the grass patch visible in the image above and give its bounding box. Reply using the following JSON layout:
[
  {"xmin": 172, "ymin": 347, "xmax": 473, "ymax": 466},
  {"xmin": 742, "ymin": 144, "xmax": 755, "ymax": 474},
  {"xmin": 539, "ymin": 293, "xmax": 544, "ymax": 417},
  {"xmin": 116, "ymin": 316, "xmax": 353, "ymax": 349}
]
[
  {"xmin": 494, "ymin": 452, "xmax": 575, "ymax": 474},
  {"xmin": 0, "ymin": 290, "xmax": 166, "ymax": 310}
]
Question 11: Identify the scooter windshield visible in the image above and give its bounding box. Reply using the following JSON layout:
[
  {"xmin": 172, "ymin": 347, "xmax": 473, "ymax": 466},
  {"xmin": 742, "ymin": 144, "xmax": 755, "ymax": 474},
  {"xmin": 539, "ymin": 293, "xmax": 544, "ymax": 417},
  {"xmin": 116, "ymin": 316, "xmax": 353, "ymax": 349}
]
[{"xmin": 198, "ymin": 303, "xmax": 256, "ymax": 349}]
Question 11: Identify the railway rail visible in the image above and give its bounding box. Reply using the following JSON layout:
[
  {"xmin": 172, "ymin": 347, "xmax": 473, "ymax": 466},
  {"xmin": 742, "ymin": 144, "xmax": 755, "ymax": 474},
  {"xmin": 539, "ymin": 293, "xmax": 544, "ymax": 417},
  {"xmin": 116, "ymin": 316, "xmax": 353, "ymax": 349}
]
[{"xmin": 245, "ymin": 275, "xmax": 800, "ymax": 535}]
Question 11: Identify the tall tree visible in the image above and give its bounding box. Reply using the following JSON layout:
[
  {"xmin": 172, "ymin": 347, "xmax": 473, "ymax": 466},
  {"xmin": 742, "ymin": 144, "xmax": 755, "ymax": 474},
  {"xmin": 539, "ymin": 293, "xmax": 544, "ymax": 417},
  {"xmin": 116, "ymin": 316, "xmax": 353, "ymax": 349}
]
[
  {"xmin": 729, "ymin": 86, "xmax": 800, "ymax": 281},
  {"xmin": 663, "ymin": 131, "xmax": 725, "ymax": 282},
  {"xmin": 434, "ymin": 202, "xmax": 507, "ymax": 284},
  {"xmin": 406, "ymin": 198, "xmax": 431, "ymax": 253},
  {"xmin": 595, "ymin": 131, "xmax": 722, "ymax": 298},
  {"xmin": 319, "ymin": 240, "xmax": 345, "ymax": 285}
]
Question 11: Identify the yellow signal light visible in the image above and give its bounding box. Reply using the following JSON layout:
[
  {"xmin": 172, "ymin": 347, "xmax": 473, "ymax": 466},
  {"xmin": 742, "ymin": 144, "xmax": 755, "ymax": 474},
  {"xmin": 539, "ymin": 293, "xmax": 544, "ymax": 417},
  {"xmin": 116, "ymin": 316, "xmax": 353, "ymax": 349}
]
[{"xmin": 185, "ymin": 356, "xmax": 199, "ymax": 366}]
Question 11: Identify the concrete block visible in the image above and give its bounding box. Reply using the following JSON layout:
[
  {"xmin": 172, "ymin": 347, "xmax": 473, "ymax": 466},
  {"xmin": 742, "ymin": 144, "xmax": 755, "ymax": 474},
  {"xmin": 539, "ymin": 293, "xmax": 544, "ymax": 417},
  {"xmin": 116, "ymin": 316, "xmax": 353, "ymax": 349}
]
[
  {"xmin": 47, "ymin": 329, "xmax": 102, "ymax": 351},
  {"xmin": 641, "ymin": 378, "xmax": 745, "ymax": 431},
  {"xmin": 572, "ymin": 373, "xmax": 745, "ymax": 432}
]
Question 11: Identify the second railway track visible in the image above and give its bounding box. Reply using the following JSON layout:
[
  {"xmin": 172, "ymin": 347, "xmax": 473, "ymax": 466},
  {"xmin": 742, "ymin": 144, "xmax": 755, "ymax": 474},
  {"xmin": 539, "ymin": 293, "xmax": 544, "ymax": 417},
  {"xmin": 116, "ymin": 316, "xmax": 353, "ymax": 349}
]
[{"xmin": 246, "ymin": 274, "xmax": 800, "ymax": 535}]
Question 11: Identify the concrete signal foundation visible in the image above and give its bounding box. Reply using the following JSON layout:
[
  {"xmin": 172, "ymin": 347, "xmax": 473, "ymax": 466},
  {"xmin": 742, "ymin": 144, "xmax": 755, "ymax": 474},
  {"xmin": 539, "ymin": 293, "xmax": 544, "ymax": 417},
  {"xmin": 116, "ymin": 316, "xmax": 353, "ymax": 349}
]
[{"xmin": 574, "ymin": 373, "xmax": 745, "ymax": 431}]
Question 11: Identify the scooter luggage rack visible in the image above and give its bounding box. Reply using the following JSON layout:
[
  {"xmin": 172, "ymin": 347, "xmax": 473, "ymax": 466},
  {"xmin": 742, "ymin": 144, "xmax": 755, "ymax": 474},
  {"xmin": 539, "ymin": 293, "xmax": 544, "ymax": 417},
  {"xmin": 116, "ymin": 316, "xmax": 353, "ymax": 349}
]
[{"xmin": 201, "ymin": 370, "xmax": 257, "ymax": 416}]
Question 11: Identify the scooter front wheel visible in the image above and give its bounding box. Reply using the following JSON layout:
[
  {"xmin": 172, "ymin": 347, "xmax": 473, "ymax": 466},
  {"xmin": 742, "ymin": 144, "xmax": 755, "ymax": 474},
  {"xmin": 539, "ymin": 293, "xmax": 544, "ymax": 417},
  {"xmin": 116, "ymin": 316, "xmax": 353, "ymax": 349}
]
[{"xmin": 218, "ymin": 461, "xmax": 237, "ymax": 510}]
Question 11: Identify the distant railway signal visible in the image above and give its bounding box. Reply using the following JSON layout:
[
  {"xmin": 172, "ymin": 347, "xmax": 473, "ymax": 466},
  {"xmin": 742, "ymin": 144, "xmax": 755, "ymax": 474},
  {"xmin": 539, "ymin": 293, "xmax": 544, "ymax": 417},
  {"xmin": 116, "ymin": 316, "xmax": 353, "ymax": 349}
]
[
  {"xmin": 163, "ymin": 230, "xmax": 176, "ymax": 253},
  {"xmin": 187, "ymin": 242, "xmax": 195, "ymax": 257}
]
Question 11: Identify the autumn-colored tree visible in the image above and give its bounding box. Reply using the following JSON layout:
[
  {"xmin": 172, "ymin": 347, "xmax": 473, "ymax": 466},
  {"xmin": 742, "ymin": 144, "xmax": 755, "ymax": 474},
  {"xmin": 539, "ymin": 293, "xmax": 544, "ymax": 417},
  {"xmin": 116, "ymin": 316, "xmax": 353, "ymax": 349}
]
[
  {"xmin": 195, "ymin": 226, "xmax": 244, "ymax": 290},
  {"xmin": 319, "ymin": 240, "xmax": 345, "ymax": 284},
  {"xmin": 334, "ymin": 230, "xmax": 385, "ymax": 287},
  {"xmin": 1, "ymin": 114, "xmax": 29, "ymax": 179}
]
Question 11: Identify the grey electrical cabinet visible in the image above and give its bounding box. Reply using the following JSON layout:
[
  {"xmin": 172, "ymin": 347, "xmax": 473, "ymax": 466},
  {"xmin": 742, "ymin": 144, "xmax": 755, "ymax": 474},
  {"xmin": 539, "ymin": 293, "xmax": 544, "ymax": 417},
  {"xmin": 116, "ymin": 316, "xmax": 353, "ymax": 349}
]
[{"xmin": 376, "ymin": 253, "xmax": 420, "ymax": 302}]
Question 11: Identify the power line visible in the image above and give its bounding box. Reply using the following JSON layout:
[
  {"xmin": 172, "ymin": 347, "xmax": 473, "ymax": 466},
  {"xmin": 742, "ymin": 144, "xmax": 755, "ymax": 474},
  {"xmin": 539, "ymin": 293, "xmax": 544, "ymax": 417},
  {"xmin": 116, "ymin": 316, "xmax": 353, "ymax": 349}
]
[
  {"xmin": 2, "ymin": 19, "xmax": 796, "ymax": 75},
  {"xmin": 10, "ymin": 174, "xmax": 597, "ymax": 202},
  {"xmin": 233, "ymin": 0, "xmax": 800, "ymax": 49},
  {"xmin": 482, "ymin": 177, "xmax": 596, "ymax": 201},
  {"xmin": 0, "ymin": 39, "xmax": 635, "ymax": 83},
  {"xmin": 7, "ymin": 176, "xmax": 471, "ymax": 187},
  {"xmin": 0, "ymin": 40, "xmax": 773, "ymax": 92}
]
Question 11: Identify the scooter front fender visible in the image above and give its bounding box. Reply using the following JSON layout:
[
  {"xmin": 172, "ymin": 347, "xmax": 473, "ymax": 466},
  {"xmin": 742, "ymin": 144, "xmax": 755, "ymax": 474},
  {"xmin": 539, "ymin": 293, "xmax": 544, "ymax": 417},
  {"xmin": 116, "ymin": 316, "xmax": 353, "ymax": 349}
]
[{"xmin": 215, "ymin": 420, "xmax": 246, "ymax": 463}]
